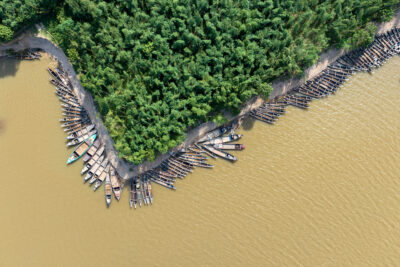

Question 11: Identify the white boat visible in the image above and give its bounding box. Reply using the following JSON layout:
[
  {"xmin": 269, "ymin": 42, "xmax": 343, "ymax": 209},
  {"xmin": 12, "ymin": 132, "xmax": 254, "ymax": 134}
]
[
  {"xmin": 84, "ymin": 155, "xmax": 104, "ymax": 182},
  {"xmin": 66, "ymin": 124, "xmax": 95, "ymax": 137},
  {"xmin": 94, "ymin": 164, "xmax": 110, "ymax": 191},
  {"xmin": 110, "ymin": 167, "xmax": 121, "ymax": 200},
  {"xmin": 82, "ymin": 139, "xmax": 100, "ymax": 162},
  {"xmin": 89, "ymin": 159, "xmax": 109, "ymax": 185},
  {"xmin": 66, "ymin": 134, "xmax": 96, "ymax": 164},
  {"xmin": 105, "ymin": 172, "xmax": 112, "ymax": 208},
  {"xmin": 66, "ymin": 130, "xmax": 97, "ymax": 147},
  {"xmin": 201, "ymin": 134, "xmax": 243, "ymax": 145},
  {"xmin": 197, "ymin": 126, "xmax": 231, "ymax": 143}
]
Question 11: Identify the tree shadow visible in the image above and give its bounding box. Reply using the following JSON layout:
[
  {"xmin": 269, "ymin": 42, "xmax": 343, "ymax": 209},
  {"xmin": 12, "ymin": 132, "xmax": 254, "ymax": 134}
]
[
  {"xmin": 0, "ymin": 57, "xmax": 21, "ymax": 79},
  {"xmin": 0, "ymin": 119, "xmax": 5, "ymax": 135},
  {"xmin": 241, "ymin": 115, "xmax": 255, "ymax": 131}
]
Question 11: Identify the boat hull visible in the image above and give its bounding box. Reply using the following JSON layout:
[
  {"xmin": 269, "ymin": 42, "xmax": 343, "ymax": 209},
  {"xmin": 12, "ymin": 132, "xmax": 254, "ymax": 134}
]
[{"xmin": 66, "ymin": 134, "xmax": 97, "ymax": 164}]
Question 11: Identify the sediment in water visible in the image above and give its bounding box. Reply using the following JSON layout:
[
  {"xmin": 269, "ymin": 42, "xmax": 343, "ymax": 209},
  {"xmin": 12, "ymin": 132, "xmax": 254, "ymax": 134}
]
[{"xmin": 0, "ymin": 13, "xmax": 399, "ymax": 183}]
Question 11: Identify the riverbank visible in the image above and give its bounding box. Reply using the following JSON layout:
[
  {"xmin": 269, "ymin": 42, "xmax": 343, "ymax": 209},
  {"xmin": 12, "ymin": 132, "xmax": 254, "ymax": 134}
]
[
  {"xmin": 270, "ymin": 9, "xmax": 400, "ymax": 98},
  {"xmin": 1, "ymin": 10, "xmax": 400, "ymax": 181},
  {"xmin": 0, "ymin": 30, "xmax": 261, "ymax": 180},
  {"xmin": 2, "ymin": 56, "xmax": 400, "ymax": 266}
]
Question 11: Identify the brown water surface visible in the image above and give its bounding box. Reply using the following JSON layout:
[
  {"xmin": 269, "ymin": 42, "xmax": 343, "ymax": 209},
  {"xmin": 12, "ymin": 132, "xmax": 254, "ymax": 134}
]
[{"xmin": 1, "ymin": 55, "xmax": 400, "ymax": 266}]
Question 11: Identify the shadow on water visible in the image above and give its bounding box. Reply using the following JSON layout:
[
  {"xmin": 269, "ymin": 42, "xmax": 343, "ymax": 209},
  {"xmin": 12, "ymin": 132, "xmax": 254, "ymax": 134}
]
[
  {"xmin": 0, "ymin": 57, "xmax": 21, "ymax": 79},
  {"xmin": 0, "ymin": 119, "xmax": 5, "ymax": 135},
  {"xmin": 241, "ymin": 116, "xmax": 256, "ymax": 131}
]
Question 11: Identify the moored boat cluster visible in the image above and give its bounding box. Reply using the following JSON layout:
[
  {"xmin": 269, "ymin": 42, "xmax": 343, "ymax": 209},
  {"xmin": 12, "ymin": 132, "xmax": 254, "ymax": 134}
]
[
  {"xmin": 48, "ymin": 66, "xmax": 123, "ymax": 208},
  {"xmin": 129, "ymin": 126, "xmax": 246, "ymax": 207},
  {"xmin": 49, "ymin": 64, "xmax": 242, "ymax": 209},
  {"xmin": 6, "ymin": 48, "xmax": 42, "ymax": 60},
  {"xmin": 250, "ymin": 27, "xmax": 400, "ymax": 124},
  {"xmin": 49, "ymin": 63, "xmax": 246, "ymax": 209},
  {"xmin": 14, "ymin": 27, "xmax": 400, "ymax": 210}
]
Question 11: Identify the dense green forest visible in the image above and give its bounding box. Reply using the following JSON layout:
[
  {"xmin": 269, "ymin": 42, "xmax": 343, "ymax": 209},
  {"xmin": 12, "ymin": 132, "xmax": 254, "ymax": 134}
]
[{"xmin": 1, "ymin": 1, "xmax": 399, "ymax": 163}]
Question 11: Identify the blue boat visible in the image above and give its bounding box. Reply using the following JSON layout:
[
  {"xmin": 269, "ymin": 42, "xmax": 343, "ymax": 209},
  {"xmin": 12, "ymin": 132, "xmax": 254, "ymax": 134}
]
[{"xmin": 66, "ymin": 134, "xmax": 97, "ymax": 164}]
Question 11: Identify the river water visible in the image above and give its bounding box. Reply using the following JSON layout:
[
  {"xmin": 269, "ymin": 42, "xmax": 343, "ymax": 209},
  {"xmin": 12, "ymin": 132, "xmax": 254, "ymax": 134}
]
[{"xmin": 1, "ymin": 54, "xmax": 400, "ymax": 266}]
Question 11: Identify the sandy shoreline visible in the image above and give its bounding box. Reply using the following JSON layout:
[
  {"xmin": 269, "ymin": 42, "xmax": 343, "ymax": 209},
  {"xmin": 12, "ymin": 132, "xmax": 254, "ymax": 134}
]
[{"xmin": 1, "ymin": 11, "xmax": 399, "ymax": 180}]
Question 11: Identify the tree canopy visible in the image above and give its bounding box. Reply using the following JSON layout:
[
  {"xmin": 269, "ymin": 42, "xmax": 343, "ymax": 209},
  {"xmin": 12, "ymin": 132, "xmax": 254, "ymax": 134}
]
[{"xmin": 1, "ymin": 0, "xmax": 399, "ymax": 163}]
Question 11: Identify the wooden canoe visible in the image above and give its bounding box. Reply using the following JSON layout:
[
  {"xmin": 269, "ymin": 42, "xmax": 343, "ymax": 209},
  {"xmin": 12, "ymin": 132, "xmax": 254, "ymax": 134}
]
[{"xmin": 66, "ymin": 134, "xmax": 96, "ymax": 164}]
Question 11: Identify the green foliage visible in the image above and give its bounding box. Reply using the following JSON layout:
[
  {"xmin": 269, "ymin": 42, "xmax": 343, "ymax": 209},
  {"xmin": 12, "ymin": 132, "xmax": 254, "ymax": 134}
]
[
  {"xmin": 67, "ymin": 47, "xmax": 79, "ymax": 63},
  {"xmin": 1, "ymin": 0, "xmax": 399, "ymax": 163},
  {"xmin": 0, "ymin": 24, "xmax": 12, "ymax": 41},
  {"xmin": 0, "ymin": 0, "xmax": 58, "ymax": 32}
]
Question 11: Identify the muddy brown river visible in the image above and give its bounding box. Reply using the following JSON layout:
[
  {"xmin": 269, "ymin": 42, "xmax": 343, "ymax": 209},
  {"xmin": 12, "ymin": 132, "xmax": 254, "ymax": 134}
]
[{"xmin": 1, "ymin": 55, "xmax": 400, "ymax": 266}]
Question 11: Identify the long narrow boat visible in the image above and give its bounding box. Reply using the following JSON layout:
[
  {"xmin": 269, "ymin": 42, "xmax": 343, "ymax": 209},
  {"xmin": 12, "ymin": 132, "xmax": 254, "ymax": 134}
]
[
  {"xmin": 55, "ymin": 84, "xmax": 75, "ymax": 94},
  {"xmin": 55, "ymin": 67, "xmax": 70, "ymax": 84},
  {"xmin": 142, "ymin": 177, "xmax": 149, "ymax": 205},
  {"xmin": 93, "ymin": 162, "xmax": 110, "ymax": 190},
  {"xmin": 136, "ymin": 177, "xmax": 143, "ymax": 207},
  {"xmin": 202, "ymin": 145, "xmax": 237, "ymax": 162},
  {"xmin": 59, "ymin": 95, "xmax": 80, "ymax": 106},
  {"xmin": 144, "ymin": 175, "xmax": 153, "ymax": 204},
  {"xmin": 67, "ymin": 130, "xmax": 97, "ymax": 147},
  {"xmin": 61, "ymin": 106, "xmax": 84, "ymax": 113},
  {"xmin": 110, "ymin": 167, "xmax": 121, "ymax": 200},
  {"xmin": 202, "ymin": 134, "xmax": 243, "ymax": 145},
  {"xmin": 66, "ymin": 124, "xmax": 95, "ymax": 136},
  {"xmin": 82, "ymin": 139, "xmax": 100, "ymax": 162},
  {"xmin": 67, "ymin": 127, "xmax": 96, "ymax": 141},
  {"xmin": 61, "ymin": 119, "xmax": 88, "ymax": 128},
  {"xmin": 194, "ymin": 144, "xmax": 216, "ymax": 159},
  {"xmin": 147, "ymin": 176, "xmax": 153, "ymax": 204},
  {"xmin": 81, "ymin": 146, "xmax": 105, "ymax": 174},
  {"xmin": 63, "ymin": 122, "xmax": 91, "ymax": 132},
  {"xmin": 84, "ymin": 155, "xmax": 104, "ymax": 182},
  {"xmin": 177, "ymin": 153, "xmax": 207, "ymax": 161},
  {"xmin": 58, "ymin": 91, "xmax": 78, "ymax": 101},
  {"xmin": 129, "ymin": 179, "xmax": 135, "ymax": 208},
  {"xmin": 62, "ymin": 107, "xmax": 86, "ymax": 114},
  {"xmin": 150, "ymin": 177, "xmax": 176, "ymax": 190},
  {"xmin": 213, "ymin": 143, "xmax": 245, "ymax": 150},
  {"xmin": 65, "ymin": 129, "xmax": 97, "ymax": 141},
  {"xmin": 197, "ymin": 126, "xmax": 231, "ymax": 143},
  {"xmin": 133, "ymin": 177, "xmax": 138, "ymax": 208},
  {"xmin": 60, "ymin": 102, "xmax": 80, "ymax": 109},
  {"xmin": 48, "ymin": 68, "xmax": 63, "ymax": 82},
  {"xmin": 176, "ymin": 158, "xmax": 213, "ymax": 168},
  {"xmin": 55, "ymin": 89, "xmax": 76, "ymax": 99},
  {"xmin": 141, "ymin": 178, "xmax": 148, "ymax": 205},
  {"xmin": 157, "ymin": 169, "xmax": 178, "ymax": 179},
  {"xmin": 104, "ymin": 172, "xmax": 112, "ymax": 208},
  {"xmin": 50, "ymin": 79, "xmax": 70, "ymax": 91},
  {"xmin": 60, "ymin": 112, "xmax": 86, "ymax": 119},
  {"xmin": 89, "ymin": 159, "xmax": 109, "ymax": 185},
  {"xmin": 63, "ymin": 120, "xmax": 88, "ymax": 130},
  {"xmin": 66, "ymin": 134, "xmax": 96, "ymax": 164},
  {"xmin": 62, "ymin": 112, "xmax": 87, "ymax": 119},
  {"xmin": 60, "ymin": 116, "xmax": 82, "ymax": 123}
]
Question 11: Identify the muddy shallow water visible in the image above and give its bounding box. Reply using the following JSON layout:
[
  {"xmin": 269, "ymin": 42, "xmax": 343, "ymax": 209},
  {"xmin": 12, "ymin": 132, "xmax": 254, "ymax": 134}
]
[{"xmin": 1, "ymin": 55, "xmax": 400, "ymax": 266}]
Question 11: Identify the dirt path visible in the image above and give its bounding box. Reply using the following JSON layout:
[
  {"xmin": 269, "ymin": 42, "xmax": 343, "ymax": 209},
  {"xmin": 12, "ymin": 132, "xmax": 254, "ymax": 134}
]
[{"xmin": 1, "ymin": 11, "xmax": 399, "ymax": 180}]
